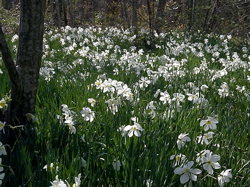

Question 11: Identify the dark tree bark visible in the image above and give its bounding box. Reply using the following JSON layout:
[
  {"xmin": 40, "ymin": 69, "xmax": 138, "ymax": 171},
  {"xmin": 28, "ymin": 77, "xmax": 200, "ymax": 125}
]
[
  {"xmin": 105, "ymin": 0, "xmax": 118, "ymax": 25},
  {"xmin": 0, "ymin": 0, "xmax": 45, "ymax": 185},
  {"xmin": 52, "ymin": 0, "xmax": 67, "ymax": 27},
  {"xmin": 204, "ymin": 0, "xmax": 219, "ymax": 32},
  {"xmin": 67, "ymin": 0, "xmax": 74, "ymax": 27},
  {"xmin": 15, "ymin": 0, "xmax": 45, "ymax": 124},
  {"xmin": 1, "ymin": 0, "xmax": 19, "ymax": 10},
  {"xmin": 189, "ymin": 0, "xmax": 197, "ymax": 30},
  {"xmin": 146, "ymin": 0, "xmax": 153, "ymax": 33},
  {"xmin": 62, "ymin": 0, "xmax": 68, "ymax": 26},
  {"xmin": 154, "ymin": 0, "xmax": 168, "ymax": 33},
  {"xmin": 131, "ymin": 0, "xmax": 138, "ymax": 32},
  {"xmin": 79, "ymin": 0, "xmax": 85, "ymax": 24},
  {"xmin": 48, "ymin": 0, "xmax": 62, "ymax": 27},
  {"xmin": 121, "ymin": 0, "xmax": 130, "ymax": 27},
  {"xmin": 55, "ymin": 0, "xmax": 62, "ymax": 27}
]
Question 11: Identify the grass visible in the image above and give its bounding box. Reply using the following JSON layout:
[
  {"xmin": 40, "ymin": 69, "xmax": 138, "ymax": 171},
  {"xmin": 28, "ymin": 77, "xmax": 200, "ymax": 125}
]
[{"xmin": 0, "ymin": 26, "xmax": 249, "ymax": 186}]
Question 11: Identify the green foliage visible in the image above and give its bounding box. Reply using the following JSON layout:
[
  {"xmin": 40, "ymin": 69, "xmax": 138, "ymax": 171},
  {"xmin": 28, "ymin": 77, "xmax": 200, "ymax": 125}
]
[{"xmin": 0, "ymin": 26, "xmax": 250, "ymax": 186}]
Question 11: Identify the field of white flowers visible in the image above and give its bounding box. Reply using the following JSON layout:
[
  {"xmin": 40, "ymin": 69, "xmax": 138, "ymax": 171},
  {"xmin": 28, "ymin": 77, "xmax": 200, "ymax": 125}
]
[{"xmin": 0, "ymin": 26, "xmax": 250, "ymax": 186}]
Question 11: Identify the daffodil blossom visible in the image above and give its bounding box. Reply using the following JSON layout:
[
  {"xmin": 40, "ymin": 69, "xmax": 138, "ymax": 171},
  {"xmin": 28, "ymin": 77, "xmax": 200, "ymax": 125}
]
[
  {"xmin": 143, "ymin": 179, "xmax": 153, "ymax": 187},
  {"xmin": 50, "ymin": 175, "xmax": 68, "ymax": 187},
  {"xmin": 186, "ymin": 93, "xmax": 199, "ymax": 102},
  {"xmin": 105, "ymin": 97, "xmax": 120, "ymax": 114},
  {"xmin": 200, "ymin": 84, "xmax": 208, "ymax": 92},
  {"xmin": 0, "ymin": 142, "xmax": 7, "ymax": 155},
  {"xmin": 0, "ymin": 158, "xmax": 3, "ymax": 173},
  {"xmin": 174, "ymin": 161, "xmax": 201, "ymax": 184},
  {"xmin": 200, "ymin": 116, "xmax": 218, "ymax": 131},
  {"xmin": 0, "ymin": 121, "xmax": 5, "ymax": 131},
  {"xmin": 118, "ymin": 125, "xmax": 127, "ymax": 137},
  {"xmin": 124, "ymin": 123, "xmax": 144, "ymax": 137},
  {"xmin": 67, "ymin": 123, "xmax": 76, "ymax": 134},
  {"xmin": 94, "ymin": 79, "xmax": 103, "ymax": 89},
  {"xmin": 0, "ymin": 172, "xmax": 5, "ymax": 185},
  {"xmin": 196, "ymin": 149, "xmax": 210, "ymax": 163},
  {"xmin": 0, "ymin": 98, "xmax": 6, "ymax": 109},
  {"xmin": 88, "ymin": 98, "xmax": 96, "ymax": 107},
  {"xmin": 112, "ymin": 159, "xmax": 124, "ymax": 171},
  {"xmin": 197, "ymin": 131, "xmax": 214, "ymax": 145},
  {"xmin": 139, "ymin": 76, "xmax": 151, "ymax": 88},
  {"xmin": 218, "ymin": 169, "xmax": 232, "ymax": 186},
  {"xmin": 72, "ymin": 173, "xmax": 81, "ymax": 187},
  {"xmin": 145, "ymin": 101, "xmax": 157, "ymax": 119},
  {"xmin": 81, "ymin": 107, "xmax": 95, "ymax": 122},
  {"xmin": 159, "ymin": 91, "xmax": 170, "ymax": 104},
  {"xmin": 61, "ymin": 104, "xmax": 74, "ymax": 118},
  {"xmin": 172, "ymin": 93, "xmax": 185, "ymax": 103},
  {"xmin": 170, "ymin": 153, "xmax": 186, "ymax": 167},
  {"xmin": 102, "ymin": 78, "xmax": 116, "ymax": 93},
  {"xmin": 64, "ymin": 116, "xmax": 76, "ymax": 134},
  {"xmin": 177, "ymin": 133, "xmax": 191, "ymax": 150},
  {"xmin": 81, "ymin": 158, "xmax": 87, "ymax": 168},
  {"xmin": 43, "ymin": 162, "xmax": 59, "ymax": 172},
  {"xmin": 202, "ymin": 151, "xmax": 221, "ymax": 175},
  {"xmin": 117, "ymin": 84, "xmax": 133, "ymax": 100}
]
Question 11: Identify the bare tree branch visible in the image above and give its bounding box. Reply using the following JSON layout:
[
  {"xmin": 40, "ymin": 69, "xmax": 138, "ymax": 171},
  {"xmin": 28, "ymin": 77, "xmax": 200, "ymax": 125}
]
[{"xmin": 0, "ymin": 25, "xmax": 20, "ymax": 88}]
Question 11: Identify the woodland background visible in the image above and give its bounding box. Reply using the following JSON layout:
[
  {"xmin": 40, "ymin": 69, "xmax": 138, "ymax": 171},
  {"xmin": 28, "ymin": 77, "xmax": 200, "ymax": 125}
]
[{"xmin": 1, "ymin": 0, "xmax": 250, "ymax": 38}]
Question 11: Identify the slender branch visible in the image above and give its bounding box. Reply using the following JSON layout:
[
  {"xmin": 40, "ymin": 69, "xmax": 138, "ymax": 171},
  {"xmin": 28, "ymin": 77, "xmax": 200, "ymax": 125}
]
[
  {"xmin": 0, "ymin": 25, "xmax": 20, "ymax": 88},
  {"xmin": 146, "ymin": 0, "xmax": 152, "ymax": 33}
]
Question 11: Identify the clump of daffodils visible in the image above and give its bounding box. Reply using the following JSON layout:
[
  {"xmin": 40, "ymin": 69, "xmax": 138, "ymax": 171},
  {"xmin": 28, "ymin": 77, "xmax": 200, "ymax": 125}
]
[
  {"xmin": 58, "ymin": 104, "xmax": 96, "ymax": 134},
  {"xmin": 93, "ymin": 77, "xmax": 134, "ymax": 114},
  {"xmin": 172, "ymin": 116, "xmax": 232, "ymax": 186}
]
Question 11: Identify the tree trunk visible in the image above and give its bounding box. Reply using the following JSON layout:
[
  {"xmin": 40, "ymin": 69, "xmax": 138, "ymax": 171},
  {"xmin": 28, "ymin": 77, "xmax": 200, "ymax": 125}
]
[
  {"xmin": 15, "ymin": 0, "xmax": 45, "ymax": 123},
  {"xmin": 131, "ymin": 0, "xmax": 138, "ymax": 33},
  {"xmin": 1, "ymin": 0, "xmax": 18, "ymax": 10},
  {"xmin": 121, "ymin": 0, "xmax": 130, "ymax": 28},
  {"xmin": 0, "ymin": 27, "xmax": 21, "ymax": 125},
  {"xmin": 62, "ymin": 0, "xmax": 68, "ymax": 26},
  {"xmin": 154, "ymin": 0, "xmax": 168, "ymax": 33},
  {"xmin": 206, "ymin": 0, "xmax": 219, "ymax": 32},
  {"xmin": 146, "ymin": 0, "xmax": 153, "ymax": 33},
  {"xmin": 68, "ymin": 0, "xmax": 74, "ymax": 27},
  {"xmin": 189, "ymin": 0, "xmax": 197, "ymax": 30},
  {"xmin": 79, "ymin": 0, "xmax": 85, "ymax": 25},
  {"xmin": 0, "ymin": 0, "xmax": 45, "ymax": 185}
]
